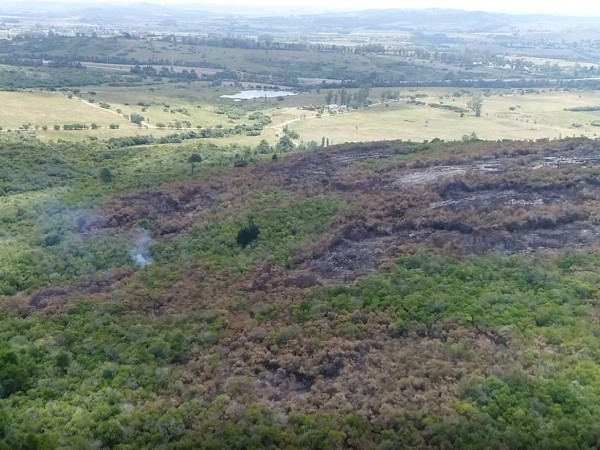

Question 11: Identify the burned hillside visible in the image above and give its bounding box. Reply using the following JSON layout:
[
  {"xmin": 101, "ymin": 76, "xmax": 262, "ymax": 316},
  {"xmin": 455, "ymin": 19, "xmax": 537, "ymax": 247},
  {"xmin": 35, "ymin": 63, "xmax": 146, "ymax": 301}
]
[{"xmin": 6, "ymin": 137, "xmax": 600, "ymax": 449}]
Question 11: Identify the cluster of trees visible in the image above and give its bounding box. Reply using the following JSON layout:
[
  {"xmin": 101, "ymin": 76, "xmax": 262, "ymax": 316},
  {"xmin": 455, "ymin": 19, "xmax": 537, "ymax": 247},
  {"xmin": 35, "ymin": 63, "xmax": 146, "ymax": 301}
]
[
  {"xmin": 215, "ymin": 104, "xmax": 273, "ymax": 126},
  {"xmin": 62, "ymin": 123, "xmax": 99, "ymax": 131},
  {"xmin": 46, "ymin": 59, "xmax": 85, "ymax": 69},
  {"xmin": 0, "ymin": 36, "xmax": 223, "ymax": 70},
  {"xmin": 0, "ymin": 56, "xmax": 83, "ymax": 69},
  {"xmin": 403, "ymin": 40, "xmax": 599, "ymax": 79},
  {"xmin": 130, "ymin": 65, "xmax": 200, "ymax": 81},
  {"xmin": 163, "ymin": 34, "xmax": 370, "ymax": 54},
  {"xmin": 282, "ymin": 125, "xmax": 299, "ymax": 139},
  {"xmin": 0, "ymin": 56, "xmax": 43, "ymax": 67},
  {"xmin": 0, "ymin": 66, "xmax": 130, "ymax": 90},
  {"xmin": 206, "ymin": 70, "xmax": 301, "ymax": 89},
  {"xmin": 105, "ymin": 122, "xmax": 269, "ymax": 150},
  {"xmin": 324, "ymin": 87, "xmax": 371, "ymax": 107},
  {"xmin": 564, "ymin": 105, "xmax": 600, "ymax": 112},
  {"xmin": 129, "ymin": 112, "xmax": 145, "ymax": 125},
  {"xmin": 9, "ymin": 123, "xmax": 115, "ymax": 132},
  {"xmin": 428, "ymin": 102, "xmax": 469, "ymax": 114},
  {"xmin": 157, "ymin": 34, "xmax": 390, "ymax": 59}
]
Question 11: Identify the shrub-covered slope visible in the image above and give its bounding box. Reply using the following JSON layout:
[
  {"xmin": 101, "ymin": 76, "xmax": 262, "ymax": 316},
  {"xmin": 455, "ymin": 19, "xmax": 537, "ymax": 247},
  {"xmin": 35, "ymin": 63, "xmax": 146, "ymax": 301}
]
[{"xmin": 2, "ymin": 136, "xmax": 600, "ymax": 448}]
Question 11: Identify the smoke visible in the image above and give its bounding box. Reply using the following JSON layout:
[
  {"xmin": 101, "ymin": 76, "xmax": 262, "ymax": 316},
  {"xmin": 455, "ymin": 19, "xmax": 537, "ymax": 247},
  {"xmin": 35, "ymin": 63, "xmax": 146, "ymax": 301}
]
[{"xmin": 131, "ymin": 228, "xmax": 154, "ymax": 268}]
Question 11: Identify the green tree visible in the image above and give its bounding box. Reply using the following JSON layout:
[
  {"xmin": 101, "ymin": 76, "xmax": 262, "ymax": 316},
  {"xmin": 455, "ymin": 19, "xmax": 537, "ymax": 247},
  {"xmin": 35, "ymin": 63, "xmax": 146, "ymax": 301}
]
[
  {"xmin": 130, "ymin": 112, "xmax": 145, "ymax": 125},
  {"xmin": 100, "ymin": 168, "xmax": 114, "ymax": 183},
  {"xmin": 188, "ymin": 153, "xmax": 203, "ymax": 175},
  {"xmin": 95, "ymin": 420, "xmax": 124, "ymax": 448},
  {"xmin": 236, "ymin": 217, "xmax": 260, "ymax": 248},
  {"xmin": 256, "ymin": 139, "xmax": 271, "ymax": 154},
  {"xmin": 0, "ymin": 345, "xmax": 29, "ymax": 398},
  {"xmin": 467, "ymin": 95, "xmax": 483, "ymax": 117},
  {"xmin": 276, "ymin": 135, "xmax": 294, "ymax": 153}
]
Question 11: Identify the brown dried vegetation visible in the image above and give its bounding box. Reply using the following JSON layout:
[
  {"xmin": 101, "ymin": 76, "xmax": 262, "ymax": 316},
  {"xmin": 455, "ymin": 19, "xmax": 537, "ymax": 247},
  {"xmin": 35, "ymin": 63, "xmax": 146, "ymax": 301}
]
[{"xmin": 18, "ymin": 137, "xmax": 600, "ymax": 443}]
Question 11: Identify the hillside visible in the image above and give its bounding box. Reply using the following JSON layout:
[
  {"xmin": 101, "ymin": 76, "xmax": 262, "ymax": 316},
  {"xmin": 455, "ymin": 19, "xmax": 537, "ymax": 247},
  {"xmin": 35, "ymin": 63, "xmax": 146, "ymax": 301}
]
[
  {"xmin": 2, "ymin": 135, "xmax": 600, "ymax": 448},
  {"xmin": 2, "ymin": 4, "xmax": 599, "ymax": 31}
]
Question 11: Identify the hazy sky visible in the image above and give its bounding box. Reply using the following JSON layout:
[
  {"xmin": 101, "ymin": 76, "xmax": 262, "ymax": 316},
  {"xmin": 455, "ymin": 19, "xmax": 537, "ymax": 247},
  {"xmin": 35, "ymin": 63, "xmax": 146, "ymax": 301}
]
[{"xmin": 9, "ymin": 0, "xmax": 600, "ymax": 16}]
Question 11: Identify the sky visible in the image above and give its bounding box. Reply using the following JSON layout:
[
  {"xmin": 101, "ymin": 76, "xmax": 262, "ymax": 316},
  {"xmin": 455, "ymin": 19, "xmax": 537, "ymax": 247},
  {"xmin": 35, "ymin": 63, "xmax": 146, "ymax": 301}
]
[{"xmin": 7, "ymin": 0, "xmax": 600, "ymax": 16}]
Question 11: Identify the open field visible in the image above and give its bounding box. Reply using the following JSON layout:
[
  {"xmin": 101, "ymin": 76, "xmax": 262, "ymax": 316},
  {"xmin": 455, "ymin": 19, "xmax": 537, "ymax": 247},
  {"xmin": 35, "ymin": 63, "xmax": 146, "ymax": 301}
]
[
  {"xmin": 4, "ymin": 86, "xmax": 600, "ymax": 145},
  {"xmin": 287, "ymin": 89, "xmax": 600, "ymax": 143},
  {"xmin": 0, "ymin": 85, "xmax": 282, "ymax": 143}
]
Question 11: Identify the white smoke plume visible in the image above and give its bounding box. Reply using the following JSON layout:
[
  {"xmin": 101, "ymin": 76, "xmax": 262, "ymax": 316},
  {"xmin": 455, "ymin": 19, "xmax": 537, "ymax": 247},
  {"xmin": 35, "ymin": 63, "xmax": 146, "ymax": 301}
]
[{"xmin": 131, "ymin": 228, "xmax": 154, "ymax": 268}]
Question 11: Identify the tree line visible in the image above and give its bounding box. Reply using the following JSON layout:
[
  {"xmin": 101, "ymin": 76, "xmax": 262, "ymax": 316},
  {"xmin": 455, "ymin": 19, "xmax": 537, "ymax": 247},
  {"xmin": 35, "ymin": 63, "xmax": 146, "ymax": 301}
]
[
  {"xmin": 162, "ymin": 34, "xmax": 387, "ymax": 55},
  {"xmin": 130, "ymin": 65, "xmax": 200, "ymax": 81}
]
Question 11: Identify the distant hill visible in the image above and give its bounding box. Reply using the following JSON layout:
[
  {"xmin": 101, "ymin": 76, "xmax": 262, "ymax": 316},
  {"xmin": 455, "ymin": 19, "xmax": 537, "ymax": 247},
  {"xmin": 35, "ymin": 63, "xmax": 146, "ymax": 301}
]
[
  {"xmin": 0, "ymin": 3, "xmax": 598, "ymax": 32},
  {"xmin": 256, "ymin": 8, "xmax": 600, "ymax": 32},
  {"xmin": 268, "ymin": 8, "xmax": 512, "ymax": 32}
]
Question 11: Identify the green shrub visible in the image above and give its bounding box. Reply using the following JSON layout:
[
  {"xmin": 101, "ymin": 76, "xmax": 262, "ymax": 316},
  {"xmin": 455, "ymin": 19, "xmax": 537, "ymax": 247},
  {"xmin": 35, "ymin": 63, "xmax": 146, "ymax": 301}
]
[{"xmin": 0, "ymin": 346, "xmax": 29, "ymax": 398}]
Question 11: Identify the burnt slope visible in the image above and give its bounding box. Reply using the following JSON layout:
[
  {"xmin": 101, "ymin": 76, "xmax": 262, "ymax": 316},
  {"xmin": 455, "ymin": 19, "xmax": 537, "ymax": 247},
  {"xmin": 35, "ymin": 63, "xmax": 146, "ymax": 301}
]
[{"xmin": 4, "ymin": 137, "xmax": 600, "ymax": 449}]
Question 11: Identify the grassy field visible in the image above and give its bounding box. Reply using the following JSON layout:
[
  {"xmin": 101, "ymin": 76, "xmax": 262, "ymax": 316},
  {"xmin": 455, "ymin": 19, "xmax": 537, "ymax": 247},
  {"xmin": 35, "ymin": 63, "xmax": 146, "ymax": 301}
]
[
  {"xmin": 0, "ymin": 84, "xmax": 282, "ymax": 144},
  {"xmin": 286, "ymin": 88, "xmax": 600, "ymax": 143},
  {"xmin": 0, "ymin": 91, "xmax": 129, "ymax": 131},
  {"xmin": 3, "ymin": 86, "xmax": 600, "ymax": 145}
]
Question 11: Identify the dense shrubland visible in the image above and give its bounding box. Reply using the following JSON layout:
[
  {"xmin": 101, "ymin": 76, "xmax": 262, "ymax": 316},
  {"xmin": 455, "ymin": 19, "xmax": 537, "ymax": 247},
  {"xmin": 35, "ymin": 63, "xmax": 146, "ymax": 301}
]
[{"xmin": 3, "ymin": 135, "xmax": 600, "ymax": 448}]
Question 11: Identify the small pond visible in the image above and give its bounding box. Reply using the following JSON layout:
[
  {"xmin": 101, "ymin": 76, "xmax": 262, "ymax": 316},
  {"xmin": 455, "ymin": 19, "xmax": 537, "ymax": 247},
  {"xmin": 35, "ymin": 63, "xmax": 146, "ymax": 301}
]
[{"xmin": 221, "ymin": 90, "xmax": 297, "ymax": 101}]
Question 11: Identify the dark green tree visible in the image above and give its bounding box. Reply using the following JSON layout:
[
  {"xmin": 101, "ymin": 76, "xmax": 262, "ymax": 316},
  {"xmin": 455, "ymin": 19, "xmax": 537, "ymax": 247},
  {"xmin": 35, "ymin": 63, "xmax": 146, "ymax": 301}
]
[
  {"xmin": 276, "ymin": 135, "xmax": 294, "ymax": 153},
  {"xmin": 256, "ymin": 139, "xmax": 271, "ymax": 154},
  {"xmin": 188, "ymin": 153, "xmax": 203, "ymax": 174},
  {"xmin": 100, "ymin": 168, "xmax": 114, "ymax": 183},
  {"xmin": 130, "ymin": 112, "xmax": 145, "ymax": 125},
  {"xmin": 0, "ymin": 345, "xmax": 29, "ymax": 398},
  {"xmin": 236, "ymin": 217, "xmax": 260, "ymax": 248}
]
